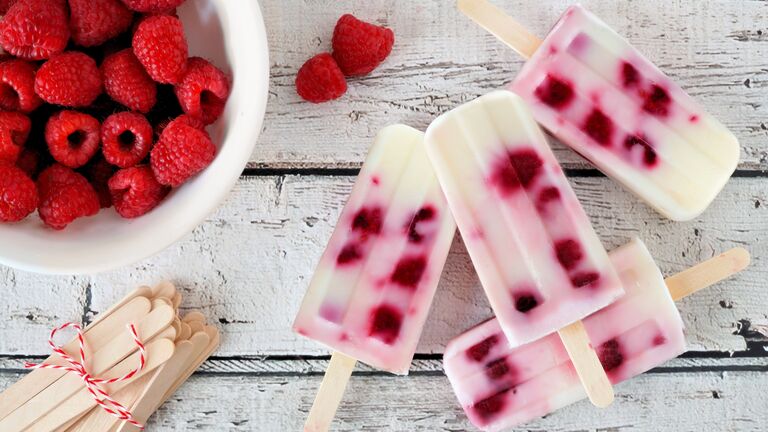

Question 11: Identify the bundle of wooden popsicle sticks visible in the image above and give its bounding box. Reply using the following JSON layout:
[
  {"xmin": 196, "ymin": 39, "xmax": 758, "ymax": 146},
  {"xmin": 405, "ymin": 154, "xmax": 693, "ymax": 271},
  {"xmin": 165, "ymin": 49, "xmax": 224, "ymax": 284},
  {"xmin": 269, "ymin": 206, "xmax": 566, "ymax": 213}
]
[{"xmin": 0, "ymin": 281, "xmax": 220, "ymax": 431}]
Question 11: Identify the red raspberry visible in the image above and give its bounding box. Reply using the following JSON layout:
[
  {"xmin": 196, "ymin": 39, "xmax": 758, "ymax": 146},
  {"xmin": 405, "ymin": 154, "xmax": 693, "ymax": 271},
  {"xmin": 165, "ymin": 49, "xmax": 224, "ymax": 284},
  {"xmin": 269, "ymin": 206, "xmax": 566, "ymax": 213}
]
[
  {"xmin": 15, "ymin": 148, "xmax": 39, "ymax": 177},
  {"xmin": 0, "ymin": 164, "xmax": 37, "ymax": 222},
  {"xmin": 82, "ymin": 156, "xmax": 116, "ymax": 208},
  {"xmin": 295, "ymin": 53, "xmax": 347, "ymax": 103},
  {"xmin": 0, "ymin": 59, "xmax": 42, "ymax": 113},
  {"xmin": 69, "ymin": 0, "xmax": 134, "ymax": 47},
  {"xmin": 0, "ymin": 0, "xmax": 70, "ymax": 60},
  {"xmin": 0, "ymin": 0, "xmax": 18, "ymax": 15},
  {"xmin": 37, "ymin": 164, "xmax": 99, "ymax": 230},
  {"xmin": 133, "ymin": 16, "xmax": 188, "ymax": 84},
  {"xmin": 101, "ymin": 112, "xmax": 153, "ymax": 168},
  {"xmin": 45, "ymin": 111, "xmax": 101, "ymax": 168},
  {"xmin": 101, "ymin": 49, "xmax": 157, "ymax": 113},
  {"xmin": 0, "ymin": 111, "xmax": 30, "ymax": 164},
  {"xmin": 150, "ymin": 116, "xmax": 215, "ymax": 187},
  {"xmin": 174, "ymin": 57, "xmax": 230, "ymax": 125},
  {"xmin": 332, "ymin": 14, "xmax": 394, "ymax": 76},
  {"xmin": 35, "ymin": 52, "xmax": 103, "ymax": 107},
  {"xmin": 109, "ymin": 165, "xmax": 168, "ymax": 218},
  {"xmin": 153, "ymin": 113, "xmax": 203, "ymax": 142},
  {"xmin": 120, "ymin": 0, "xmax": 184, "ymax": 13}
]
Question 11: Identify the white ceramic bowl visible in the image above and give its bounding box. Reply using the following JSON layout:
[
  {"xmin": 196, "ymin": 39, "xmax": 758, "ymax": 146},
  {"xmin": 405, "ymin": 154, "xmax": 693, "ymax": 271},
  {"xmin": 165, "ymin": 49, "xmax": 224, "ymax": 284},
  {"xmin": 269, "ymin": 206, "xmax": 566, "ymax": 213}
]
[{"xmin": 0, "ymin": 0, "xmax": 270, "ymax": 275}]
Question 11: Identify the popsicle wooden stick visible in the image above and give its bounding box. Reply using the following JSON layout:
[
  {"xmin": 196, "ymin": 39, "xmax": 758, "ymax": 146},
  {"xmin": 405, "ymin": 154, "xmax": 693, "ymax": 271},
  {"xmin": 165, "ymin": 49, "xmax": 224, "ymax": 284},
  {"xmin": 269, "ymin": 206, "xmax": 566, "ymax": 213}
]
[
  {"xmin": 665, "ymin": 248, "xmax": 750, "ymax": 301},
  {"xmin": 457, "ymin": 0, "xmax": 542, "ymax": 59},
  {"xmin": 558, "ymin": 322, "xmax": 614, "ymax": 407},
  {"xmin": 304, "ymin": 351, "xmax": 358, "ymax": 432},
  {"xmin": 0, "ymin": 295, "xmax": 152, "ymax": 420},
  {"xmin": 26, "ymin": 339, "xmax": 175, "ymax": 432},
  {"xmin": 182, "ymin": 311, "xmax": 205, "ymax": 323},
  {"xmin": 151, "ymin": 281, "xmax": 177, "ymax": 300}
]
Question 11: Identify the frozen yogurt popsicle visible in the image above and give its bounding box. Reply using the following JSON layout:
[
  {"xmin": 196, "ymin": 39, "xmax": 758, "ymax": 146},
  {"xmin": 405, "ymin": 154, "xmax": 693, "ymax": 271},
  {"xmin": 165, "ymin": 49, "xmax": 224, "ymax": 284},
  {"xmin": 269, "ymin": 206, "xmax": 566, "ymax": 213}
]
[
  {"xmin": 443, "ymin": 238, "xmax": 749, "ymax": 431},
  {"xmin": 459, "ymin": 0, "xmax": 740, "ymax": 221},
  {"xmin": 425, "ymin": 90, "xmax": 623, "ymax": 347},
  {"xmin": 293, "ymin": 124, "xmax": 456, "ymax": 375}
]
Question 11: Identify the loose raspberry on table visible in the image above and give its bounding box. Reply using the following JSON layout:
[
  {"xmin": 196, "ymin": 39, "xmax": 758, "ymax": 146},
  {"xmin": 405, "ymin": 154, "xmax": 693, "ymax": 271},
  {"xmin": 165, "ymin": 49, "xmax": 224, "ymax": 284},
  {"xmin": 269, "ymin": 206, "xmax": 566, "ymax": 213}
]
[
  {"xmin": 69, "ymin": 0, "xmax": 134, "ymax": 47},
  {"xmin": 332, "ymin": 14, "xmax": 394, "ymax": 76},
  {"xmin": 133, "ymin": 15, "xmax": 188, "ymax": 84},
  {"xmin": 150, "ymin": 116, "xmax": 215, "ymax": 187},
  {"xmin": 45, "ymin": 110, "xmax": 101, "ymax": 168},
  {"xmin": 120, "ymin": 0, "xmax": 185, "ymax": 13},
  {"xmin": 35, "ymin": 52, "xmax": 103, "ymax": 108},
  {"xmin": 101, "ymin": 49, "xmax": 157, "ymax": 113},
  {"xmin": 0, "ymin": 164, "xmax": 38, "ymax": 222},
  {"xmin": 0, "ymin": 111, "xmax": 30, "ymax": 164},
  {"xmin": 174, "ymin": 57, "xmax": 230, "ymax": 125},
  {"xmin": 82, "ymin": 156, "xmax": 116, "ymax": 208},
  {"xmin": 295, "ymin": 53, "xmax": 347, "ymax": 103},
  {"xmin": 0, "ymin": 59, "xmax": 43, "ymax": 113},
  {"xmin": 101, "ymin": 112, "xmax": 153, "ymax": 168},
  {"xmin": 0, "ymin": 0, "xmax": 70, "ymax": 60},
  {"xmin": 37, "ymin": 164, "xmax": 99, "ymax": 230},
  {"xmin": 109, "ymin": 165, "xmax": 168, "ymax": 218}
]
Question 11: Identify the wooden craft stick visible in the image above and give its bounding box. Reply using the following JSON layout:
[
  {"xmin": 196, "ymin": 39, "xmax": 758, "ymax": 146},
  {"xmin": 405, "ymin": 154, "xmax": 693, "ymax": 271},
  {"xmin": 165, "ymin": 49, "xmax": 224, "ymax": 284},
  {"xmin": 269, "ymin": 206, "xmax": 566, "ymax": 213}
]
[
  {"xmin": 151, "ymin": 281, "xmax": 176, "ymax": 300},
  {"xmin": 160, "ymin": 326, "xmax": 219, "ymax": 402},
  {"xmin": 153, "ymin": 297, "xmax": 173, "ymax": 308},
  {"xmin": 171, "ymin": 292, "xmax": 183, "ymax": 310},
  {"xmin": 177, "ymin": 323, "xmax": 192, "ymax": 342},
  {"xmin": 304, "ymin": 351, "xmax": 358, "ymax": 432},
  {"xmin": 0, "ymin": 296, "xmax": 152, "ymax": 420},
  {"xmin": 116, "ymin": 334, "xmax": 210, "ymax": 432},
  {"xmin": 170, "ymin": 318, "xmax": 181, "ymax": 338},
  {"xmin": 558, "ymin": 322, "xmax": 614, "ymax": 407},
  {"xmin": 665, "ymin": 248, "xmax": 750, "ymax": 301},
  {"xmin": 182, "ymin": 311, "xmax": 205, "ymax": 324},
  {"xmin": 187, "ymin": 320, "xmax": 204, "ymax": 334},
  {"xmin": 0, "ymin": 304, "xmax": 175, "ymax": 430},
  {"xmin": 26, "ymin": 339, "xmax": 175, "ymax": 432},
  {"xmin": 456, "ymin": 0, "xmax": 542, "ymax": 59},
  {"xmin": 66, "ymin": 374, "xmax": 155, "ymax": 432}
]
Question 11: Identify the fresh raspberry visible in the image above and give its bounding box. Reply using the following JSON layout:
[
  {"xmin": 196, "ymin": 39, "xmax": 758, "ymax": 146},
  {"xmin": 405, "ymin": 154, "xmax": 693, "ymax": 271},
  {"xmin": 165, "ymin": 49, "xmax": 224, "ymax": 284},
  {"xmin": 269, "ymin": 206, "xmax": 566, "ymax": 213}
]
[
  {"xmin": 0, "ymin": 111, "xmax": 30, "ymax": 164},
  {"xmin": 120, "ymin": 0, "xmax": 185, "ymax": 13},
  {"xmin": 0, "ymin": 0, "xmax": 18, "ymax": 15},
  {"xmin": 82, "ymin": 156, "xmax": 115, "ymax": 208},
  {"xmin": 0, "ymin": 0, "xmax": 70, "ymax": 60},
  {"xmin": 133, "ymin": 16, "xmax": 188, "ymax": 84},
  {"xmin": 174, "ymin": 57, "xmax": 230, "ymax": 125},
  {"xmin": 101, "ymin": 112, "xmax": 153, "ymax": 168},
  {"xmin": 69, "ymin": 0, "xmax": 134, "ymax": 47},
  {"xmin": 0, "ymin": 59, "xmax": 43, "ymax": 113},
  {"xmin": 332, "ymin": 14, "xmax": 394, "ymax": 76},
  {"xmin": 15, "ymin": 148, "xmax": 39, "ymax": 177},
  {"xmin": 45, "ymin": 111, "xmax": 101, "ymax": 168},
  {"xmin": 0, "ymin": 164, "xmax": 37, "ymax": 222},
  {"xmin": 37, "ymin": 164, "xmax": 99, "ymax": 229},
  {"xmin": 109, "ymin": 165, "xmax": 168, "ymax": 218},
  {"xmin": 35, "ymin": 52, "xmax": 103, "ymax": 108},
  {"xmin": 101, "ymin": 49, "xmax": 157, "ymax": 113},
  {"xmin": 295, "ymin": 53, "xmax": 347, "ymax": 103},
  {"xmin": 150, "ymin": 116, "xmax": 215, "ymax": 187}
]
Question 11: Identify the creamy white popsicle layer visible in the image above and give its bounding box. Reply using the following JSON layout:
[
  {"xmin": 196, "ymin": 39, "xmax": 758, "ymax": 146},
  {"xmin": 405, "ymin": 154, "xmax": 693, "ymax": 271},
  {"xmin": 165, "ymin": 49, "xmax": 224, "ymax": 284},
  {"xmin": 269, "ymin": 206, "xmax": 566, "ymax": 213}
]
[
  {"xmin": 425, "ymin": 90, "xmax": 623, "ymax": 347},
  {"xmin": 444, "ymin": 238, "xmax": 687, "ymax": 431},
  {"xmin": 508, "ymin": 5, "xmax": 739, "ymax": 221},
  {"xmin": 293, "ymin": 125, "xmax": 456, "ymax": 375}
]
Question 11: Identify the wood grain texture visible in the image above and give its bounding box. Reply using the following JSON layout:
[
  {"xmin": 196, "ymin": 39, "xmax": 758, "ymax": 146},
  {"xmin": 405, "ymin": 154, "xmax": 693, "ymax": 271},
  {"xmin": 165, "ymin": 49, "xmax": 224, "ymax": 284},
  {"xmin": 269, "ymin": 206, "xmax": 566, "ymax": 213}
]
[
  {"xmin": 2, "ymin": 365, "xmax": 765, "ymax": 431},
  {"xmin": 256, "ymin": 0, "xmax": 768, "ymax": 170},
  {"xmin": 70, "ymin": 175, "xmax": 767, "ymax": 357}
]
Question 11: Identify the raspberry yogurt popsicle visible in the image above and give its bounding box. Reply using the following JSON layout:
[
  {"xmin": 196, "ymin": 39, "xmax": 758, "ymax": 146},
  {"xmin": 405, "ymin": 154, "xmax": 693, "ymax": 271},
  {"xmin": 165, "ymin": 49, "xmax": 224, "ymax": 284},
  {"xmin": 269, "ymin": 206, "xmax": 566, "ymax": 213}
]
[
  {"xmin": 293, "ymin": 125, "xmax": 456, "ymax": 431},
  {"xmin": 425, "ymin": 90, "xmax": 623, "ymax": 406},
  {"xmin": 443, "ymin": 238, "xmax": 749, "ymax": 431},
  {"xmin": 459, "ymin": 0, "xmax": 740, "ymax": 221}
]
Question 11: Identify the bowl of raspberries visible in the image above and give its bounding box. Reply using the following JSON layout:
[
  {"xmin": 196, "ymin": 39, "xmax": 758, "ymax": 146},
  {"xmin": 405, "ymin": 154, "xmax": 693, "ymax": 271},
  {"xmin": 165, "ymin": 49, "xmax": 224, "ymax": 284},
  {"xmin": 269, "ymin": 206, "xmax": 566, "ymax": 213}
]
[{"xmin": 0, "ymin": 0, "xmax": 269, "ymax": 274}]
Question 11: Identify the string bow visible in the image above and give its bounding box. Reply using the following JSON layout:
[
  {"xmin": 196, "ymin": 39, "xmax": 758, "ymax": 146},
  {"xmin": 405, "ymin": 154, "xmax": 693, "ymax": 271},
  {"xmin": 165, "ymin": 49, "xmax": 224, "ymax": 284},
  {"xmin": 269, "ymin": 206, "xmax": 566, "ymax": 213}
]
[{"xmin": 24, "ymin": 322, "xmax": 146, "ymax": 430}]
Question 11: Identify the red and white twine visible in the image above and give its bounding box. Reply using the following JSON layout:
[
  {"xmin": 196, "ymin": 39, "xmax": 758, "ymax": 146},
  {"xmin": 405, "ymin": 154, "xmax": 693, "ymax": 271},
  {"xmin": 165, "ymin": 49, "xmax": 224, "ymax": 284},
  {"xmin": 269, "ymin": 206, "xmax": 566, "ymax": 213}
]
[{"xmin": 24, "ymin": 322, "xmax": 147, "ymax": 430}]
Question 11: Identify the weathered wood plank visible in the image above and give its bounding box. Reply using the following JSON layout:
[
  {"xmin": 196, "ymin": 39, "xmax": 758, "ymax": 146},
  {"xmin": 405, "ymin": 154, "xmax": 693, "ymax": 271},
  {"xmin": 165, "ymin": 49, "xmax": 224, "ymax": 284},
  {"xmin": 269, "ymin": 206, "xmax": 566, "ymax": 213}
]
[
  {"xmin": 76, "ymin": 175, "xmax": 767, "ymax": 357},
  {"xmin": 0, "ymin": 271, "xmax": 86, "ymax": 355},
  {"xmin": 2, "ymin": 368, "xmax": 764, "ymax": 431},
  {"xmin": 257, "ymin": 0, "xmax": 768, "ymax": 170}
]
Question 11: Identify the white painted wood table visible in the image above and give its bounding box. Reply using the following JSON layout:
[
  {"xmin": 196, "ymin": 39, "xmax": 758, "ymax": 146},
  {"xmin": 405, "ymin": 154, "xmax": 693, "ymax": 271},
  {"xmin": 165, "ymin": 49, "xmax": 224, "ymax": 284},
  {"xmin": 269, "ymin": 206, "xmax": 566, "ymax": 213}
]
[{"xmin": 1, "ymin": 0, "xmax": 767, "ymax": 430}]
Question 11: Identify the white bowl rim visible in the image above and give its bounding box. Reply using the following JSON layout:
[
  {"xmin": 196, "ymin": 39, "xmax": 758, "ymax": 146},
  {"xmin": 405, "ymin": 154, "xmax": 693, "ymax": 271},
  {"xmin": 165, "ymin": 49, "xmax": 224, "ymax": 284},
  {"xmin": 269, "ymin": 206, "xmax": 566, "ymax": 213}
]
[{"xmin": 0, "ymin": 1, "xmax": 270, "ymax": 275}]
